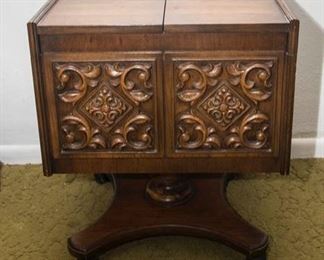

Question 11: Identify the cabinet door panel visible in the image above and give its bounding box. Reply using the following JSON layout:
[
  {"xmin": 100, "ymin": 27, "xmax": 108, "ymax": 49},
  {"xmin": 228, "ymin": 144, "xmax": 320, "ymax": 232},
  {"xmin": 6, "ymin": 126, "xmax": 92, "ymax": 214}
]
[
  {"xmin": 164, "ymin": 51, "xmax": 285, "ymax": 158},
  {"xmin": 43, "ymin": 52, "xmax": 163, "ymax": 159}
]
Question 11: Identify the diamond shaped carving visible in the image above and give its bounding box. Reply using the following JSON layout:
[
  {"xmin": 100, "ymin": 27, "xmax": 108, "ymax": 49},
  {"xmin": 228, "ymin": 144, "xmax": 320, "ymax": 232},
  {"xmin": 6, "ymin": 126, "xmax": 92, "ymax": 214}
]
[
  {"xmin": 80, "ymin": 84, "xmax": 132, "ymax": 132},
  {"xmin": 199, "ymin": 83, "xmax": 250, "ymax": 131}
]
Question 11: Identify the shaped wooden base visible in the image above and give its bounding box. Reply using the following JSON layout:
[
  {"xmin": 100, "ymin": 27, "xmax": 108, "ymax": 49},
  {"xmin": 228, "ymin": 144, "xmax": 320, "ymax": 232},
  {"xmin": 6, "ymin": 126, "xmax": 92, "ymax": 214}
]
[{"xmin": 68, "ymin": 175, "xmax": 268, "ymax": 260}]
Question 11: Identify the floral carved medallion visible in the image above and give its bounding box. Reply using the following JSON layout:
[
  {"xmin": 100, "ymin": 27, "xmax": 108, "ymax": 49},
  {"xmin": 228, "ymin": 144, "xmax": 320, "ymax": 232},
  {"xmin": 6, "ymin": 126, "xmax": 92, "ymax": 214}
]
[
  {"xmin": 80, "ymin": 84, "xmax": 132, "ymax": 131},
  {"xmin": 199, "ymin": 83, "xmax": 250, "ymax": 130}
]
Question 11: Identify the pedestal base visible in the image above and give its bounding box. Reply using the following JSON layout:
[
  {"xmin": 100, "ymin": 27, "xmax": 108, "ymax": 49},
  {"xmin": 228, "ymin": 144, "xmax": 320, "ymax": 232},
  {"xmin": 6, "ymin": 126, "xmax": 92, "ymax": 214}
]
[{"xmin": 68, "ymin": 175, "xmax": 268, "ymax": 259}]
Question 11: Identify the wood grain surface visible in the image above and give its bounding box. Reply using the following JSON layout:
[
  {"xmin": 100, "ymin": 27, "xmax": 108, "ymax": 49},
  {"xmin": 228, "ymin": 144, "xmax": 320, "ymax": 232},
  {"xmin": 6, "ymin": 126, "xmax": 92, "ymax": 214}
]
[
  {"xmin": 37, "ymin": 0, "xmax": 292, "ymax": 34},
  {"xmin": 165, "ymin": 0, "xmax": 288, "ymax": 27},
  {"xmin": 38, "ymin": 0, "xmax": 165, "ymax": 32},
  {"xmin": 29, "ymin": 0, "xmax": 298, "ymax": 176},
  {"xmin": 68, "ymin": 175, "xmax": 268, "ymax": 259}
]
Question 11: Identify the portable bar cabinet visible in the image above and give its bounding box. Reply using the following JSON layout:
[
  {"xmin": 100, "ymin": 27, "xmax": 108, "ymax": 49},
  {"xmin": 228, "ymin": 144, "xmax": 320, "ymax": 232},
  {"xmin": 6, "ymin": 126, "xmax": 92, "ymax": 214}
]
[{"xmin": 28, "ymin": 0, "xmax": 299, "ymax": 259}]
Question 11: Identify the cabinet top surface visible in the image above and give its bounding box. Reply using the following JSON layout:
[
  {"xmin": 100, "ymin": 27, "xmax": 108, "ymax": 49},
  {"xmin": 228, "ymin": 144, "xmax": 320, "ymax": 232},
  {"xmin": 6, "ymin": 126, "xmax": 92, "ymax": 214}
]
[
  {"xmin": 38, "ymin": 0, "xmax": 290, "ymax": 33},
  {"xmin": 165, "ymin": 0, "xmax": 289, "ymax": 27},
  {"xmin": 38, "ymin": 0, "xmax": 166, "ymax": 32}
]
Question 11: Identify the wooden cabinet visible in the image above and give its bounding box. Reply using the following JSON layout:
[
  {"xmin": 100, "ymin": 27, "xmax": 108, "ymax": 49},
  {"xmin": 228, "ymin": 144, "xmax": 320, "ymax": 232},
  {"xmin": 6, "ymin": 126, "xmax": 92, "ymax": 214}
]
[
  {"xmin": 28, "ymin": 0, "xmax": 299, "ymax": 175},
  {"xmin": 28, "ymin": 1, "xmax": 299, "ymax": 259}
]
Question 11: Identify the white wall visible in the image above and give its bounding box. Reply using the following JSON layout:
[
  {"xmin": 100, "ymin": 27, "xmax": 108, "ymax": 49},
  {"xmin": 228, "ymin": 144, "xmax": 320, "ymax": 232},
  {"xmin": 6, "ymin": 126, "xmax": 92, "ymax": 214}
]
[
  {"xmin": 0, "ymin": 0, "xmax": 323, "ymax": 164},
  {"xmin": 287, "ymin": 0, "xmax": 324, "ymax": 157},
  {"xmin": 1, "ymin": 0, "xmax": 48, "ymax": 163}
]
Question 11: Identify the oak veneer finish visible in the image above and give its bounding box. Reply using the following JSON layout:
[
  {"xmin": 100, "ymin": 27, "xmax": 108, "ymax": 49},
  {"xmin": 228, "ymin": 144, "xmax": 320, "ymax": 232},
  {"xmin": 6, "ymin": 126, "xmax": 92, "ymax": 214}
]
[{"xmin": 28, "ymin": 0, "xmax": 299, "ymax": 177}]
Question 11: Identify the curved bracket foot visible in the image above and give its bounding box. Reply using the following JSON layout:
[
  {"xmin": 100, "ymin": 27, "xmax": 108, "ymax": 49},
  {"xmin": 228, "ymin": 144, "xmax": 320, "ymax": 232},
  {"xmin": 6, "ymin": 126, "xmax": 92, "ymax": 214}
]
[{"xmin": 68, "ymin": 175, "xmax": 268, "ymax": 259}]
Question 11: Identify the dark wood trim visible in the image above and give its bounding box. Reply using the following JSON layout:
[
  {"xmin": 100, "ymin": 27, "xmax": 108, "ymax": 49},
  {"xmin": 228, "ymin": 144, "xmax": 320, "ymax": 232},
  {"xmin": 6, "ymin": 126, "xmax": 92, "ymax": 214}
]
[
  {"xmin": 39, "ymin": 32, "xmax": 288, "ymax": 53},
  {"xmin": 39, "ymin": 23, "xmax": 291, "ymax": 35},
  {"xmin": 164, "ymin": 23, "xmax": 289, "ymax": 33},
  {"xmin": 281, "ymin": 19, "xmax": 300, "ymax": 175},
  {"xmin": 37, "ymin": 25, "xmax": 164, "ymax": 35},
  {"xmin": 27, "ymin": 0, "xmax": 59, "ymax": 174},
  {"xmin": 51, "ymin": 157, "xmax": 281, "ymax": 174},
  {"xmin": 287, "ymin": 20, "xmax": 300, "ymax": 55},
  {"xmin": 27, "ymin": 22, "xmax": 53, "ymax": 175}
]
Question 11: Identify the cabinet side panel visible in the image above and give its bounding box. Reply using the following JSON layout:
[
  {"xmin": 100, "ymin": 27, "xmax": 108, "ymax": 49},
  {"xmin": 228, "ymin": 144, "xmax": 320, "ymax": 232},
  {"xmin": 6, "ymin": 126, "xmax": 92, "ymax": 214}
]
[
  {"xmin": 27, "ymin": 23, "xmax": 52, "ymax": 174},
  {"xmin": 281, "ymin": 20, "xmax": 300, "ymax": 175}
]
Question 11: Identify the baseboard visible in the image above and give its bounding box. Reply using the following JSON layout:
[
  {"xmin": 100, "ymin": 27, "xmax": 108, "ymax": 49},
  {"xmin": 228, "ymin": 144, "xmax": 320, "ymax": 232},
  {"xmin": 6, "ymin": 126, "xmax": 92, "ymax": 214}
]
[
  {"xmin": 0, "ymin": 138, "xmax": 323, "ymax": 164},
  {"xmin": 291, "ymin": 137, "xmax": 324, "ymax": 159},
  {"xmin": 0, "ymin": 145, "xmax": 41, "ymax": 164}
]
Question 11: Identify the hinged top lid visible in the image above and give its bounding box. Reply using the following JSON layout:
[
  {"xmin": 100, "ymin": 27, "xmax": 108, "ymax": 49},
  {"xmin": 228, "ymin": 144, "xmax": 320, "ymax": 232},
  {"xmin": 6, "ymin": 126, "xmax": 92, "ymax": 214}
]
[
  {"xmin": 36, "ymin": 0, "xmax": 293, "ymax": 34},
  {"xmin": 165, "ymin": 0, "xmax": 289, "ymax": 32},
  {"xmin": 38, "ymin": 0, "xmax": 165, "ymax": 33}
]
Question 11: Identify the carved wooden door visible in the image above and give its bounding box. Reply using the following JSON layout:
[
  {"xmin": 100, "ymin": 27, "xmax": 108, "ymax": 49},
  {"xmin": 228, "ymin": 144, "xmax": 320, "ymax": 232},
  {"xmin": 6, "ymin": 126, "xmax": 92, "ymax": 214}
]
[
  {"xmin": 43, "ymin": 52, "xmax": 163, "ymax": 159},
  {"xmin": 164, "ymin": 51, "xmax": 285, "ymax": 158}
]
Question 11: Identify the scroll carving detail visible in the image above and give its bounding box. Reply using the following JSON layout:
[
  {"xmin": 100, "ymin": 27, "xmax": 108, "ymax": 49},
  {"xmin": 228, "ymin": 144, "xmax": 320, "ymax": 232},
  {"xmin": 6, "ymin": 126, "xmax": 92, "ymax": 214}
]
[
  {"xmin": 176, "ymin": 63, "xmax": 222, "ymax": 104},
  {"xmin": 177, "ymin": 113, "xmax": 221, "ymax": 149},
  {"xmin": 111, "ymin": 114, "xmax": 153, "ymax": 150},
  {"xmin": 227, "ymin": 61, "xmax": 273, "ymax": 103},
  {"xmin": 61, "ymin": 115, "xmax": 106, "ymax": 150},
  {"xmin": 106, "ymin": 63, "xmax": 153, "ymax": 105},
  {"xmin": 224, "ymin": 112, "xmax": 270, "ymax": 149},
  {"xmin": 55, "ymin": 64, "xmax": 102, "ymax": 104}
]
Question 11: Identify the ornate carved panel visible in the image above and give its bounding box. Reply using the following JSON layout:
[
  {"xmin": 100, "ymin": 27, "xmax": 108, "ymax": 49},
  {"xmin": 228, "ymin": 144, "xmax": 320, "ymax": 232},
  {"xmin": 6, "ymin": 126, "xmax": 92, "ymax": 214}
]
[
  {"xmin": 167, "ymin": 54, "xmax": 278, "ymax": 155},
  {"xmin": 50, "ymin": 55, "xmax": 161, "ymax": 156}
]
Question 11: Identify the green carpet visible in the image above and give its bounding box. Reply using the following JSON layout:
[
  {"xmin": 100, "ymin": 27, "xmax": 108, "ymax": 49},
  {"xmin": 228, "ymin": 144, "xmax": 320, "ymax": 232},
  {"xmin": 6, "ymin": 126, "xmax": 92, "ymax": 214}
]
[{"xmin": 0, "ymin": 159, "xmax": 323, "ymax": 260}]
